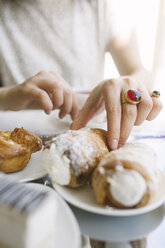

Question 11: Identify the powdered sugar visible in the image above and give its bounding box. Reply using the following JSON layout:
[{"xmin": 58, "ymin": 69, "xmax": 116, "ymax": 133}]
[
  {"xmin": 42, "ymin": 128, "xmax": 98, "ymax": 185},
  {"xmin": 49, "ymin": 129, "xmax": 96, "ymax": 167}
]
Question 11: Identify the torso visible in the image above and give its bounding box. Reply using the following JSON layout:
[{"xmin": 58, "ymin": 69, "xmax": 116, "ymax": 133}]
[{"xmin": 0, "ymin": 0, "xmax": 108, "ymax": 89}]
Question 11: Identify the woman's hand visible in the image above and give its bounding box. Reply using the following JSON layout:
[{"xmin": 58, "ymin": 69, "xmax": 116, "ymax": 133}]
[
  {"xmin": 0, "ymin": 71, "xmax": 79, "ymax": 120},
  {"xmin": 71, "ymin": 76, "xmax": 163, "ymax": 149}
]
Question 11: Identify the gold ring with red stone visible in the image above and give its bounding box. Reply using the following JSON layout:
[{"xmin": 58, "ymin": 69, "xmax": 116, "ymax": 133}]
[
  {"xmin": 151, "ymin": 90, "xmax": 160, "ymax": 98},
  {"xmin": 121, "ymin": 89, "xmax": 141, "ymax": 105}
]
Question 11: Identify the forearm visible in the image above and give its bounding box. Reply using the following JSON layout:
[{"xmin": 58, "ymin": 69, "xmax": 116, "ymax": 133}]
[
  {"xmin": 0, "ymin": 86, "xmax": 13, "ymax": 110},
  {"xmin": 108, "ymin": 30, "xmax": 153, "ymax": 89},
  {"xmin": 0, "ymin": 85, "xmax": 39, "ymax": 111},
  {"xmin": 0, "ymin": 71, "xmax": 80, "ymax": 118}
]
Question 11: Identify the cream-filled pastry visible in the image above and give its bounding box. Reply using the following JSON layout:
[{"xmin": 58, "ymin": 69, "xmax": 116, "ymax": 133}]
[
  {"xmin": 42, "ymin": 128, "xmax": 109, "ymax": 187},
  {"xmin": 92, "ymin": 142, "xmax": 159, "ymax": 208}
]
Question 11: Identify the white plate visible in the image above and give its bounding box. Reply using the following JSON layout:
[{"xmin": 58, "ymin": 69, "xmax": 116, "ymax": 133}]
[
  {"xmin": 6, "ymin": 150, "xmax": 47, "ymax": 182},
  {"xmin": 54, "ymin": 171, "xmax": 165, "ymax": 216},
  {"xmin": 0, "ymin": 109, "xmax": 107, "ymax": 183},
  {"xmin": 27, "ymin": 183, "xmax": 81, "ymax": 248},
  {"xmin": 70, "ymin": 203, "xmax": 165, "ymax": 242}
]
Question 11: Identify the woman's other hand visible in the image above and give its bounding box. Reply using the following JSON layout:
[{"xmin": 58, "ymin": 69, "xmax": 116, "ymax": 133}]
[{"xmin": 0, "ymin": 71, "xmax": 79, "ymax": 120}]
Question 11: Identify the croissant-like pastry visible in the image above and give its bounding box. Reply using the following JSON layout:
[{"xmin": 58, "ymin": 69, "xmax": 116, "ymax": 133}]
[
  {"xmin": 42, "ymin": 128, "xmax": 109, "ymax": 187},
  {"xmin": 0, "ymin": 128, "xmax": 42, "ymax": 173},
  {"xmin": 92, "ymin": 142, "xmax": 159, "ymax": 208}
]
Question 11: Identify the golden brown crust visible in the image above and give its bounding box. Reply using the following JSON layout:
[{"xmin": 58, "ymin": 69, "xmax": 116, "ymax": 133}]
[
  {"xmin": 92, "ymin": 168, "xmax": 110, "ymax": 205},
  {"xmin": 10, "ymin": 128, "xmax": 42, "ymax": 153},
  {"xmin": 0, "ymin": 153, "xmax": 31, "ymax": 173},
  {"xmin": 0, "ymin": 132, "xmax": 27, "ymax": 159},
  {"xmin": 92, "ymin": 142, "xmax": 157, "ymax": 208},
  {"xmin": 0, "ymin": 127, "xmax": 42, "ymax": 173}
]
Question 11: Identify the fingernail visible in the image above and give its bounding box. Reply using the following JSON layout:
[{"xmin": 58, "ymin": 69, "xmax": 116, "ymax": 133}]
[
  {"xmin": 45, "ymin": 110, "xmax": 51, "ymax": 115},
  {"xmin": 70, "ymin": 123, "xmax": 80, "ymax": 130},
  {"xmin": 110, "ymin": 139, "xmax": 118, "ymax": 150},
  {"xmin": 59, "ymin": 112, "xmax": 66, "ymax": 119},
  {"xmin": 70, "ymin": 122, "xmax": 76, "ymax": 130}
]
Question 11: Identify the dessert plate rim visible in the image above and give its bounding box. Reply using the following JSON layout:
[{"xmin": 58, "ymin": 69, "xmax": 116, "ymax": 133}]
[{"xmin": 54, "ymin": 171, "xmax": 165, "ymax": 216}]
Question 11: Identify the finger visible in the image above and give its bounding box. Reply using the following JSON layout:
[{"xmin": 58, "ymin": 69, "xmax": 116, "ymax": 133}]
[
  {"xmin": 49, "ymin": 71, "xmax": 71, "ymax": 88},
  {"xmin": 119, "ymin": 103, "xmax": 137, "ymax": 147},
  {"xmin": 49, "ymin": 71, "xmax": 64, "ymax": 82},
  {"xmin": 147, "ymin": 97, "xmax": 163, "ymax": 120},
  {"xmin": 37, "ymin": 79, "xmax": 60, "ymax": 92},
  {"xmin": 70, "ymin": 94, "xmax": 80, "ymax": 120},
  {"xmin": 34, "ymin": 79, "xmax": 65, "ymax": 110},
  {"xmin": 26, "ymin": 85, "xmax": 53, "ymax": 114},
  {"xmin": 36, "ymin": 78, "xmax": 73, "ymax": 111},
  {"xmin": 135, "ymin": 90, "xmax": 153, "ymax": 125},
  {"xmin": 59, "ymin": 90, "xmax": 72, "ymax": 118},
  {"xmin": 71, "ymin": 85, "xmax": 102, "ymax": 129},
  {"xmin": 103, "ymin": 83, "xmax": 121, "ymax": 150},
  {"xmin": 51, "ymin": 86, "xmax": 63, "ymax": 109}
]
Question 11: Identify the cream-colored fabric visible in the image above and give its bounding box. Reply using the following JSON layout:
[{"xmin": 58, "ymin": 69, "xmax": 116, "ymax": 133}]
[{"xmin": 0, "ymin": 0, "xmax": 132, "ymax": 89}]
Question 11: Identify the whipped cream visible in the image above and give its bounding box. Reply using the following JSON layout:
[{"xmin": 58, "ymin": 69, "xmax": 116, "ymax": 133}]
[
  {"xmin": 42, "ymin": 143, "xmax": 71, "ymax": 185},
  {"xmin": 107, "ymin": 167, "xmax": 147, "ymax": 207},
  {"xmin": 42, "ymin": 128, "xmax": 96, "ymax": 185}
]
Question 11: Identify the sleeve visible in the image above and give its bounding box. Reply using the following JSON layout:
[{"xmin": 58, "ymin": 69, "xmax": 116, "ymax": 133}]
[{"xmin": 104, "ymin": 0, "xmax": 136, "ymax": 47}]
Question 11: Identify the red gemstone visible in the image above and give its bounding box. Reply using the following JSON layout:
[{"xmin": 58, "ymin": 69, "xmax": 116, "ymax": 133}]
[{"xmin": 127, "ymin": 90, "xmax": 141, "ymax": 102}]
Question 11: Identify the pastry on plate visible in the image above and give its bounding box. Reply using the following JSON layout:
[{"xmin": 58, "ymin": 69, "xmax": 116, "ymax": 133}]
[
  {"xmin": 92, "ymin": 142, "xmax": 160, "ymax": 208},
  {"xmin": 42, "ymin": 128, "xmax": 109, "ymax": 187},
  {"xmin": 0, "ymin": 127, "xmax": 42, "ymax": 173}
]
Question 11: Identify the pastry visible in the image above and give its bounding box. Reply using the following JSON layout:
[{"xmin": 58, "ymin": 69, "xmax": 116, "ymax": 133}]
[
  {"xmin": 92, "ymin": 142, "xmax": 159, "ymax": 208},
  {"xmin": 42, "ymin": 128, "xmax": 109, "ymax": 187},
  {"xmin": 0, "ymin": 127, "xmax": 42, "ymax": 173}
]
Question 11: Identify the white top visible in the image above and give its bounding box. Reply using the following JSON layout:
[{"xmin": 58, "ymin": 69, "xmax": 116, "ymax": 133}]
[{"xmin": 0, "ymin": 0, "xmax": 133, "ymax": 89}]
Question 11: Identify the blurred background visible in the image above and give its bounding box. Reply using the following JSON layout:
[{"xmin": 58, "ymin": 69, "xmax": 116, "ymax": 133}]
[{"xmin": 104, "ymin": 0, "xmax": 165, "ymax": 104}]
